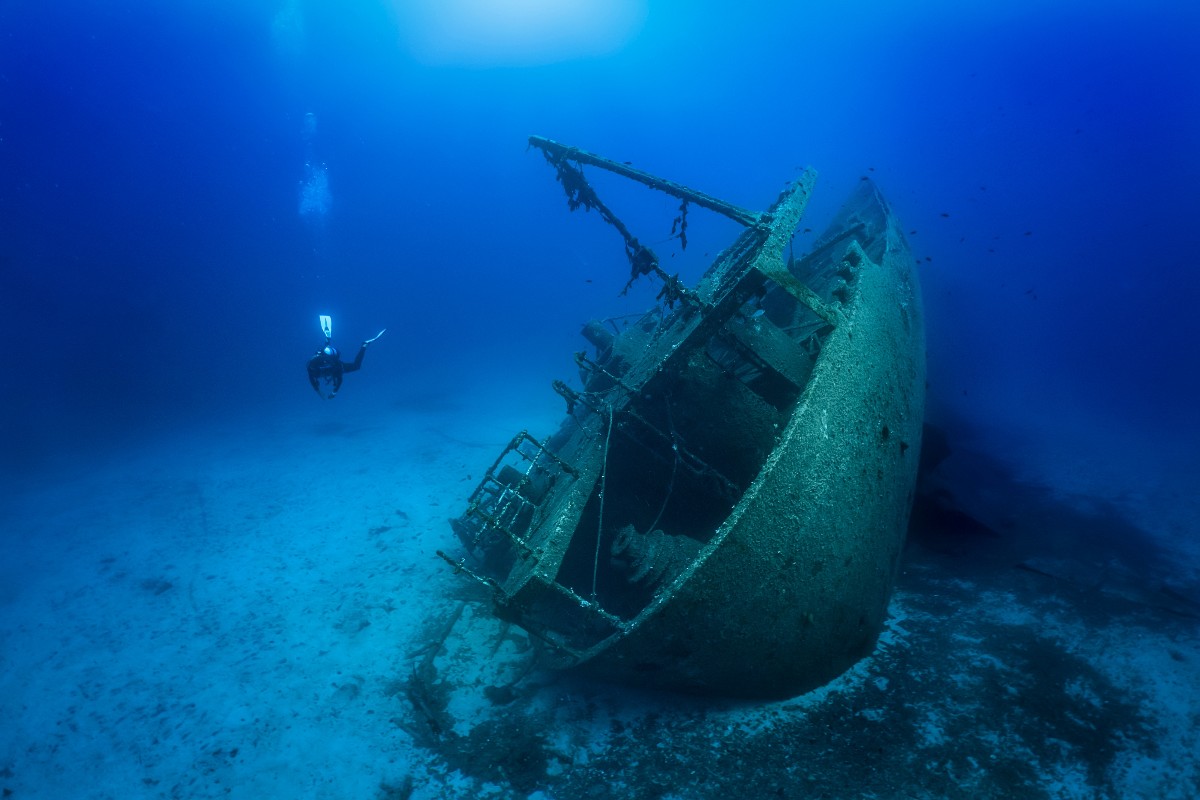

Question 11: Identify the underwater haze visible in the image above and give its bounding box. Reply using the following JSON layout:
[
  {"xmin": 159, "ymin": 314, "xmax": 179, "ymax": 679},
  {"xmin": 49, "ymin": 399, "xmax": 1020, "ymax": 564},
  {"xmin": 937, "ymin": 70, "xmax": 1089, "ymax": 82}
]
[
  {"xmin": 2, "ymin": 1, "xmax": 1199, "ymax": 798},
  {"xmin": 1, "ymin": 0, "xmax": 1196, "ymax": 468}
]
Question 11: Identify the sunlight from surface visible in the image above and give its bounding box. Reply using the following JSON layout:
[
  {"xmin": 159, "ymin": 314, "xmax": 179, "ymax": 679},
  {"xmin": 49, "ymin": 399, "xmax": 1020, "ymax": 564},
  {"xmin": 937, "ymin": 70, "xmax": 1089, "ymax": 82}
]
[
  {"xmin": 270, "ymin": 0, "xmax": 305, "ymax": 58},
  {"xmin": 392, "ymin": 0, "xmax": 648, "ymax": 66}
]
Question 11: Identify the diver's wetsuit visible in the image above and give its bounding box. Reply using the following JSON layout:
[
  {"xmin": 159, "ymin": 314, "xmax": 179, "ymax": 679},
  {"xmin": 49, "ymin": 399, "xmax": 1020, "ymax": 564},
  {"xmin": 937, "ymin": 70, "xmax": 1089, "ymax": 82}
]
[{"xmin": 307, "ymin": 343, "xmax": 367, "ymax": 397}]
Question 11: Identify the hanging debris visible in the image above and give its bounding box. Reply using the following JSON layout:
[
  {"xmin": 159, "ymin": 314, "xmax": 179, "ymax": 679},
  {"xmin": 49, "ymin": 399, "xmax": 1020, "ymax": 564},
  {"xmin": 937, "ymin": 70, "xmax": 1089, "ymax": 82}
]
[{"xmin": 670, "ymin": 199, "xmax": 689, "ymax": 250}]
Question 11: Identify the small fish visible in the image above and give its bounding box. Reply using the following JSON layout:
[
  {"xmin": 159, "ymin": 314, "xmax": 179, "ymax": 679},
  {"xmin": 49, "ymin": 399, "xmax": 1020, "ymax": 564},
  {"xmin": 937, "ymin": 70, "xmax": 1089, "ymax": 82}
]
[
  {"xmin": 909, "ymin": 230, "xmax": 917, "ymax": 235},
  {"xmin": 623, "ymin": 161, "xmax": 633, "ymax": 165},
  {"xmin": 868, "ymin": 166, "xmax": 875, "ymax": 172},
  {"xmin": 803, "ymin": 228, "xmax": 812, "ymax": 233},
  {"xmin": 940, "ymin": 212, "xmax": 950, "ymax": 218},
  {"xmin": 1023, "ymin": 231, "xmax": 1032, "ymax": 236}
]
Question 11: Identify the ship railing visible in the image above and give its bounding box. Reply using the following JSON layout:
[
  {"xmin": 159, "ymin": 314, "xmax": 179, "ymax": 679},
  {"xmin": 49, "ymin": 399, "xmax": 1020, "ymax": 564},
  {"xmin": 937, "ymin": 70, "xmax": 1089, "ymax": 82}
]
[{"xmin": 455, "ymin": 430, "xmax": 576, "ymax": 560}]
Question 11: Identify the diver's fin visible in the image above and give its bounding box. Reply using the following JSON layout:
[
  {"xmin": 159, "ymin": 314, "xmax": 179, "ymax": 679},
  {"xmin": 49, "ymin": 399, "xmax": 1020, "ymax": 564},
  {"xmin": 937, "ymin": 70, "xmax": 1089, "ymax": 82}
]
[
  {"xmin": 320, "ymin": 315, "xmax": 333, "ymax": 340},
  {"xmin": 364, "ymin": 328, "xmax": 386, "ymax": 345}
]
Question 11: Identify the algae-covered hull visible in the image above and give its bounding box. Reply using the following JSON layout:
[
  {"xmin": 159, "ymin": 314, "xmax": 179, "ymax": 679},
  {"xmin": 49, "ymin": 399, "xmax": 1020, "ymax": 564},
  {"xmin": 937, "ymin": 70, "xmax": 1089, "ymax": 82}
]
[{"xmin": 442, "ymin": 138, "xmax": 925, "ymax": 698}]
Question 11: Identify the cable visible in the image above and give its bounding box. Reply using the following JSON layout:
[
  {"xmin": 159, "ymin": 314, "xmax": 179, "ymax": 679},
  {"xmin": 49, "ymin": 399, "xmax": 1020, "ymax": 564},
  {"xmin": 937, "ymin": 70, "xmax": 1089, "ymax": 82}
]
[{"xmin": 591, "ymin": 405, "xmax": 615, "ymax": 603}]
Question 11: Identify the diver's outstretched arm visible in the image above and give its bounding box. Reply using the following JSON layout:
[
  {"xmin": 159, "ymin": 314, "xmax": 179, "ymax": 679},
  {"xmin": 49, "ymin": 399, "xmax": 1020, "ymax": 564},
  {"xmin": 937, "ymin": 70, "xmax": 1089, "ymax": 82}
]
[{"xmin": 345, "ymin": 344, "xmax": 367, "ymax": 373}]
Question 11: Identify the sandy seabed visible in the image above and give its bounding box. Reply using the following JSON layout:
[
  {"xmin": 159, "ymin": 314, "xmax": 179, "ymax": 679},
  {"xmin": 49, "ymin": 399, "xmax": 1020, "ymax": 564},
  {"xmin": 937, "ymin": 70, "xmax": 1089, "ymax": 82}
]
[{"xmin": 1, "ymin": 382, "xmax": 1197, "ymax": 800}]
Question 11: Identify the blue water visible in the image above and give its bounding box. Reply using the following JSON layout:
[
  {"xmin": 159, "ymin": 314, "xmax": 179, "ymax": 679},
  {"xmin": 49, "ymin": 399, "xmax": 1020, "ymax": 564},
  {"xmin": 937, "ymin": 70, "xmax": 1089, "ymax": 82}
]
[
  {"xmin": 2, "ymin": 0, "xmax": 1196, "ymax": 471},
  {"xmin": 2, "ymin": 1, "xmax": 1198, "ymax": 797}
]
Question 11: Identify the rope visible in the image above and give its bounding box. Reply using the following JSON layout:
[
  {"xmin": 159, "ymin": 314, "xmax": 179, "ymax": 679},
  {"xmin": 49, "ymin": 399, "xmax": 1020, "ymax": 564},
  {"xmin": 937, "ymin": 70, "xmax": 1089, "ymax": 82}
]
[
  {"xmin": 591, "ymin": 405, "xmax": 615, "ymax": 603},
  {"xmin": 646, "ymin": 396, "xmax": 679, "ymax": 535}
]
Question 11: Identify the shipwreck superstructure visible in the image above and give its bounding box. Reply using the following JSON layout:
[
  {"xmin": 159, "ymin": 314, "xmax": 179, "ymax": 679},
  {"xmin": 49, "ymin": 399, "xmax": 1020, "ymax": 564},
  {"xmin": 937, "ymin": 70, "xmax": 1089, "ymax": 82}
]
[{"xmin": 440, "ymin": 137, "xmax": 925, "ymax": 698}]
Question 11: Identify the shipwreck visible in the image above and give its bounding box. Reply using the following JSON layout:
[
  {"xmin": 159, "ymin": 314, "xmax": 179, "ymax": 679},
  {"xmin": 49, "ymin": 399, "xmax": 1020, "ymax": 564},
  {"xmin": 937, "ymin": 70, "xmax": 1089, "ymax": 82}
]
[{"xmin": 439, "ymin": 137, "xmax": 925, "ymax": 698}]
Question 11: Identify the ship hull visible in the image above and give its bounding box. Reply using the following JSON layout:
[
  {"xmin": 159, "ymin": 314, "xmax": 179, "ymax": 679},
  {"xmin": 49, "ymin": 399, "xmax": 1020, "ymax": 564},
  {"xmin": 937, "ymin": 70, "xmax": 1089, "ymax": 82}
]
[{"xmin": 579, "ymin": 203, "xmax": 925, "ymax": 696}]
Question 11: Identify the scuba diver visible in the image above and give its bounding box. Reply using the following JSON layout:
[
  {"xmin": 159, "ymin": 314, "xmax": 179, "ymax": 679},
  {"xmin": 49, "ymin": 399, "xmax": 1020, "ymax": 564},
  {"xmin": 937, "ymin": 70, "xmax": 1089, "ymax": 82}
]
[{"xmin": 307, "ymin": 314, "xmax": 386, "ymax": 399}]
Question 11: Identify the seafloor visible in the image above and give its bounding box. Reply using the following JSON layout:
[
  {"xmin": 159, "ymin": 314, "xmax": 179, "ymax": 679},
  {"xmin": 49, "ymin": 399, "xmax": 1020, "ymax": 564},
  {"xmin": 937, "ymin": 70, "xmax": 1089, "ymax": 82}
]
[{"xmin": 1, "ymin": 378, "xmax": 1197, "ymax": 800}]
